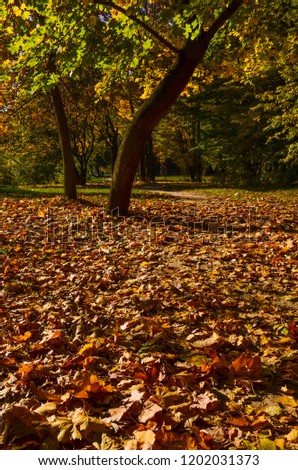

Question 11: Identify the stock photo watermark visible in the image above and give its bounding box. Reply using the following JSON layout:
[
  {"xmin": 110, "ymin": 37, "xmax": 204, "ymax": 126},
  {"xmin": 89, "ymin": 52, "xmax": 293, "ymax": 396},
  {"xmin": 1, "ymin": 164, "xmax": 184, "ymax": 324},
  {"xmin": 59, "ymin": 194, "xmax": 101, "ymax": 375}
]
[{"xmin": 21, "ymin": 206, "xmax": 272, "ymax": 245}]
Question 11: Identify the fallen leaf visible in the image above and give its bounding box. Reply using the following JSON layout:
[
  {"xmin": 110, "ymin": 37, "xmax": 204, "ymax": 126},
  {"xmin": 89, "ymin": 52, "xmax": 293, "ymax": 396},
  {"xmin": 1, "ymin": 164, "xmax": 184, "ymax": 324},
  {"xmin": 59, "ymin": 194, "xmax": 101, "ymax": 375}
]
[
  {"xmin": 276, "ymin": 395, "xmax": 297, "ymax": 407},
  {"xmin": 124, "ymin": 429, "xmax": 156, "ymax": 450},
  {"xmin": 285, "ymin": 429, "xmax": 298, "ymax": 441},
  {"xmin": 138, "ymin": 400, "xmax": 163, "ymax": 423},
  {"xmin": 258, "ymin": 437, "xmax": 276, "ymax": 450},
  {"xmin": 192, "ymin": 332, "xmax": 220, "ymax": 348},
  {"xmin": 34, "ymin": 402, "xmax": 57, "ymax": 415},
  {"xmin": 230, "ymin": 353, "xmax": 263, "ymax": 377},
  {"xmin": 226, "ymin": 416, "xmax": 250, "ymax": 427}
]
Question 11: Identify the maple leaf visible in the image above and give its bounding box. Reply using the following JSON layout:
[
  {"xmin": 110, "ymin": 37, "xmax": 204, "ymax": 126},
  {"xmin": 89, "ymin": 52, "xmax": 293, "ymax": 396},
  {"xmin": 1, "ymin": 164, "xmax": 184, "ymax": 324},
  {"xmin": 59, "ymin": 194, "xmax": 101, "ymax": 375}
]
[
  {"xmin": 138, "ymin": 400, "xmax": 163, "ymax": 423},
  {"xmin": 230, "ymin": 353, "xmax": 263, "ymax": 377},
  {"xmin": 74, "ymin": 374, "xmax": 115, "ymax": 398},
  {"xmin": 194, "ymin": 392, "xmax": 219, "ymax": 412},
  {"xmin": 124, "ymin": 429, "xmax": 156, "ymax": 450}
]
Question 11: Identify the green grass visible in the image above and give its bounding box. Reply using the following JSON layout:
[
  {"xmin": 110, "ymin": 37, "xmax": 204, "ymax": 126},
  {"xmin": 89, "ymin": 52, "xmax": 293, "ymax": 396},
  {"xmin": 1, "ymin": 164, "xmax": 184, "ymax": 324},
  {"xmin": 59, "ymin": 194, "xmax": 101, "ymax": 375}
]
[
  {"xmin": 0, "ymin": 183, "xmax": 110, "ymax": 198},
  {"xmin": 1, "ymin": 181, "xmax": 297, "ymax": 203}
]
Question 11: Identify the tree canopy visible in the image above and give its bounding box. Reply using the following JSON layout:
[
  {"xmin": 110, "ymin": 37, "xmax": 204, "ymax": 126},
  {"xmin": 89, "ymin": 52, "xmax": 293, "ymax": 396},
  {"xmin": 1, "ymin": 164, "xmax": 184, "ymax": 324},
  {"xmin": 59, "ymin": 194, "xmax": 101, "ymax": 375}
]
[{"xmin": 1, "ymin": 0, "xmax": 297, "ymax": 210}]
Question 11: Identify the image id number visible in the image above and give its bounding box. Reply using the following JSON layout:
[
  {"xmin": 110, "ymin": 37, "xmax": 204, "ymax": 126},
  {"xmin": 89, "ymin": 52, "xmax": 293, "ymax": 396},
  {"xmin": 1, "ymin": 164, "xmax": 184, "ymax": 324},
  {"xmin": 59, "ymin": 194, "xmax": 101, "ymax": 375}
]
[{"xmin": 181, "ymin": 454, "xmax": 260, "ymax": 466}]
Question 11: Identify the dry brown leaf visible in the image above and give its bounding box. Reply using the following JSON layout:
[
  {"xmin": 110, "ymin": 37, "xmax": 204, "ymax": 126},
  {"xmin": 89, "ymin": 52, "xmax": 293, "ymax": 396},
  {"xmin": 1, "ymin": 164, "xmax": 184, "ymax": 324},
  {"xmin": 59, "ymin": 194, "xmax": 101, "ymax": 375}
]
[
  {"xmin": 124, "ymin": 429, "xmax": 156, "ymax": 450},
  {"xmin": 230, "ymin": 353, "xmax": 263, "ymax": 377},
  {"xmin": 226, "ymin": 416, "xmax": 250, "ymax": 427},
  {"xmin": 138, "ymin": 400, "xmax": 163, "ymax": 423},
  {"xmin": 192, "ymin": 332, "xmax": 220, "ymax": 348}
]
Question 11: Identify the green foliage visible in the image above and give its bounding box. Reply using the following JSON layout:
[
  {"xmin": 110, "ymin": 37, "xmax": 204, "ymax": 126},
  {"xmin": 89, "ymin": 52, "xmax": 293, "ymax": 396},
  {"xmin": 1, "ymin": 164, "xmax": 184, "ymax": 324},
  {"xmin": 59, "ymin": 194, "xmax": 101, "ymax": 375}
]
[
  {"xmin": 1, "ymin": 94, "xmax": 62, "ymax": 186},
  {"xmin": 1, "ymin": 0, "xmax": 297, "ymax": 191}
]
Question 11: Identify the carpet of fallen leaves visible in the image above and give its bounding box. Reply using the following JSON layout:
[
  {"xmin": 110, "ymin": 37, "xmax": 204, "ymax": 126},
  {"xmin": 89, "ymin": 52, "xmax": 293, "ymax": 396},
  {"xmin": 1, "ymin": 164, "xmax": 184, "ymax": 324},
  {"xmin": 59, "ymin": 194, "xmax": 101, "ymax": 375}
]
[{"xmin": 1, "ymin": 190, "xmax": 298, "ymax": 450}]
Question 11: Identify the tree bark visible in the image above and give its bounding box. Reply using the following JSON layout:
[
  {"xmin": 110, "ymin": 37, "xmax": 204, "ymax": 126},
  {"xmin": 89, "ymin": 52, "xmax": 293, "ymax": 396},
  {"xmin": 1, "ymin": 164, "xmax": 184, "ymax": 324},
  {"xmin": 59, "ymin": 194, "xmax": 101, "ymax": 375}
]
[
  {"xmin": 145, "ymin": 133, "xmax": 155, "ymax": 182},
  {"xmin": 51, "ymin": 86, "xmax": 77, "ymax": 199},
  {"xmin": 193, "ymin": 117, "xmax": 203, "ymax": 182},
  {"xmin": 107, "ymin": 0, "xmax": 244, "ymax": 214},
  {"xmin": 138, "ymin": 151, "xmax": 146, "ymax": 181}
]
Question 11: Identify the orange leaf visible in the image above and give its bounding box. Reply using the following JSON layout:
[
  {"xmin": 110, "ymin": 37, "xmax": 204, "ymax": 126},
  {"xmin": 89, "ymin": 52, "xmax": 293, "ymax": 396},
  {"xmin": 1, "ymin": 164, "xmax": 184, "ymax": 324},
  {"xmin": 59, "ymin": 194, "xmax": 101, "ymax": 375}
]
[
  {"xmin": 155, "ymin": 429, "xmax": 198, "ymax": 450},
  {"xmin": 36, "ymin": 389, "xmax": 62, "ymax": 403},
  {"xmin": 74, "ymin": 390, "xmax": 89, "ymax": 399},
  {"xmin": 251, "ymin": 415, "xmax": 270, "ymax": 429},
  {"xmin": 78, "ymin": 341, "xmax": 96, "ymax": 356},
  {"xmin": 17, "ymin": 363, "xmax": 34, "ymax": 376},
  {"xmin": 13, "ymin": 331, "xmax": 32, "ymax": 342},
  {"xmin": 0, "ymin": 357, "xmax": 16, "ymax": 367},
  {"xmin": 135, "ymin": 371, "xmax": 149, "ymax": 381},
  {"xmin": 226, "ymin": 416, "xmax": 250, "ymax": 427},
  {"xmin": 192, "ymin": 427, "xmax": 214, "ymax": 450},
  {"xmin": 230, "ymin": 353, "xmax": 263, "ymax": 377}
]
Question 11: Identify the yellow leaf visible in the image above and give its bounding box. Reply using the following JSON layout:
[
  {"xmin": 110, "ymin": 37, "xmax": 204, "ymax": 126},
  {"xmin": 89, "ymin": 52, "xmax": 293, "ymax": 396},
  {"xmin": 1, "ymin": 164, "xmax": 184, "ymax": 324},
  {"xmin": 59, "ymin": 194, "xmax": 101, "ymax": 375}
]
[
  {"xmin": 52, "ymin": 419, "xmax": 72, "ymax": 442},
  {"xmin": 260, "ymin": 334, "xmax": 269, "ymax": 345},
  {"xmin": 276, "ymin": 395, "xmax": 297, "ymax": 407},
  {"xmin": 78, "ymin": 341, "xmax": 95, "ymax": 356},
  {"xmin": 275, "ymin": 438, "xmax": 285, "ymax": 450},
  {"xmin": 34, "ymin": 402, "xmax": 57, "ymax": 414},
  {"xmin": 22, "ymin": 10, "xmax": 30, "ymax": 20},
  {"xmin": 13, "ymin": 6, "xmax": 22, "ymax": 16},
  {"xmin": 285, "ymin": 429, "xmax": 298, "ymax": 441},
  {"xmin": 258, "ymin": 437, "xmax": 276, "ymax": 450}
]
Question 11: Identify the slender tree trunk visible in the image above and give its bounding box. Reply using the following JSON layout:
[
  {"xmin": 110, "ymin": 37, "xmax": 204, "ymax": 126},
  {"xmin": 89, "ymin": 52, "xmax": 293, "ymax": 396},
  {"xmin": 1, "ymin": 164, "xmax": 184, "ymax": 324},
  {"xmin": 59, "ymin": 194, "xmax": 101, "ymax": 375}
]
[
  {"xmin": 111, "ymin": 136, "xmax": 118, "ymax": 172},
  {"xmin": 138, "ymin": 152, "xmax": 146, "ymax": 181},
  {"xmin": 107, "ymin": 0, "xmax": 244, "ymax": 214},
  {"xmin": 145, "ymin": 133, "xmax": 155, "ymax": 182},
  {"xmin": 193, "ymin": 118, "xmax": 203, "ymax": 182},
  {"xmin": 51, "ymin": 86, "xmax": 77, "ymax": 199}
]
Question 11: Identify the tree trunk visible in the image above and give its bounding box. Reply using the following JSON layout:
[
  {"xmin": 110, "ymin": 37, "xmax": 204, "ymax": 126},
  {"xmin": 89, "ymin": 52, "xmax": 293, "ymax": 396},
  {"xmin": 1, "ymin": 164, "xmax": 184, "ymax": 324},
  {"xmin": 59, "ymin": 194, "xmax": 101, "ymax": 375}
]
[
  {"xmin": 107, "ymin": 0, "xmax": 244, "ymax": 214},
  {"xmin": 188, "ymin": 166, "xmax": 195, "ymax": 182},
  {"xmin": 80, "ymin": 164, "xmax": 87, "ymax": 186},
  {"xmin": 138, "ymin": 152, "xmax": 146, "ymax": 181},
  {"xmin": 111, "ymin": 136, "xmax": 118, "ymax": 172},
  {"xmin": 193, "ymin": 118, "xmax": 203, "ymax": 182},
  {"xmin": 145, "ymin": 133, "xmax": 155, "ymax": 182},
  {"xmin": 51, "ymin": 86, "xmax": 77, "ymax": 199}
]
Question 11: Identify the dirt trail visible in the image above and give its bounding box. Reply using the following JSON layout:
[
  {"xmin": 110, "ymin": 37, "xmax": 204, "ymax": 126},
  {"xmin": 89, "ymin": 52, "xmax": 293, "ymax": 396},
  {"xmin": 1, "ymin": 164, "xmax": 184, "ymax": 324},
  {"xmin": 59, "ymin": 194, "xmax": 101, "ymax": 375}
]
[{"xmin": 140, "ymin": 186, "xmax": 208, "ymax": 200}]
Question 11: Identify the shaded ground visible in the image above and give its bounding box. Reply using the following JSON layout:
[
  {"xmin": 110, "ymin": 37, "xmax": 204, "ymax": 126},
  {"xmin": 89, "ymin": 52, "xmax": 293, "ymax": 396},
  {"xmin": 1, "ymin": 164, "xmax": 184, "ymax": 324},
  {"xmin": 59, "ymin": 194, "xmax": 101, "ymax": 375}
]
[
  {"xmin": 137, "ymin": 185, "xmax": 208, "ymax": 201},
  {"xmin": 1, "ymin": 189, "xmax": 298, "ymax": 450}
]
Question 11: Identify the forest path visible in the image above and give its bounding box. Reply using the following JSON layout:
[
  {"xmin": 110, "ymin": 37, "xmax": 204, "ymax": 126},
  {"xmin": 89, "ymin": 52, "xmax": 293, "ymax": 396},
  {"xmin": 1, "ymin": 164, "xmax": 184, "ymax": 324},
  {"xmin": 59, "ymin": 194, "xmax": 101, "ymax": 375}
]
[{"xmin": 138, "ymin": 185, "xmax": 209, "ymax": 201}]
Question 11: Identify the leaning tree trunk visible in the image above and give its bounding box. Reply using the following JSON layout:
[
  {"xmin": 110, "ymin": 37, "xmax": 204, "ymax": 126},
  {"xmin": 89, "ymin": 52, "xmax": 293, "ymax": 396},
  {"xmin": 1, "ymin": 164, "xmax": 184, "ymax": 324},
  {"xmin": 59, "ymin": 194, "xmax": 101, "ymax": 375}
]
[
  {"xmin": 51, "ymin": 86, "xmax": 77, "ymax": 199},
  {"xmin": 107, "ymin": 0, "xmax": 244, "ymax": 214}
]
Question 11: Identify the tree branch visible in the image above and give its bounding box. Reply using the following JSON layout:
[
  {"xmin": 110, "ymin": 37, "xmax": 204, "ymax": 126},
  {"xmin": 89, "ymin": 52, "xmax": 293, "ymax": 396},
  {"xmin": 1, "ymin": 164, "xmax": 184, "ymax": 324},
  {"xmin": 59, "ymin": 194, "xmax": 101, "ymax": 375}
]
[
  {"xmin": 94, "ymin": 1, "xmax": 180, "ymax": 54},
  {"xmin": 204, "ymin": 0, "xmax": 244, "ymax": 43}
]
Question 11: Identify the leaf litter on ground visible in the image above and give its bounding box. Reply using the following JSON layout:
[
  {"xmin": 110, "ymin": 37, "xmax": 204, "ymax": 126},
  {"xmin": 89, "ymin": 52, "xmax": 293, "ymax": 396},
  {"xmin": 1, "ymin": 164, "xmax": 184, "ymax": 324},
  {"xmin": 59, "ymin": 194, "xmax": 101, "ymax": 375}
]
[{"xmin": 1, "ymin": 191, "xmax": 298, "ymax": 450}]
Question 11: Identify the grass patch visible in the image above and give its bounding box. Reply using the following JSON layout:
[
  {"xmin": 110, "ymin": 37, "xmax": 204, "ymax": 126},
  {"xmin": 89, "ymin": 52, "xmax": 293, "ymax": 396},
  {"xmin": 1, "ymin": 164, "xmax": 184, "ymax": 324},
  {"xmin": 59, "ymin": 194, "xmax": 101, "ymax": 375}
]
[{"xmin": 1, "ymin": 182, "xmax": 297, "ymax": 204}]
